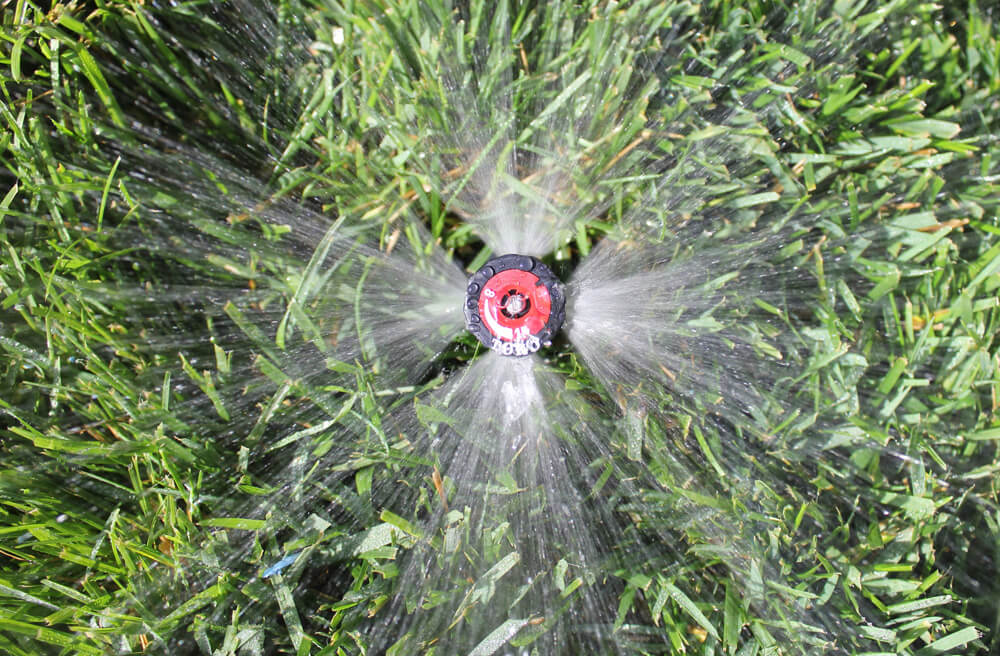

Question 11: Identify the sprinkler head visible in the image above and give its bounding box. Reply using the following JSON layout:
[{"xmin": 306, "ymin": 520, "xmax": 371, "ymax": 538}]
[{"xmin": 465, "ymin": 254, "xmax": 566, "ymax": 356}]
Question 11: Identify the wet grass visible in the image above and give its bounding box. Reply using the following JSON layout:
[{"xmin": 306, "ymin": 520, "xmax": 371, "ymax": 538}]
[{"xmin": 1, "ymin": 0, "xmax": 999, "ymax": 654}]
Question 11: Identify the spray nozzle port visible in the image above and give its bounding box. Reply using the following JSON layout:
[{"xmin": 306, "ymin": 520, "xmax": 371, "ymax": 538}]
[{"xmin": 464, "ymin": 254, "xmax": 566, "ymax": 357}]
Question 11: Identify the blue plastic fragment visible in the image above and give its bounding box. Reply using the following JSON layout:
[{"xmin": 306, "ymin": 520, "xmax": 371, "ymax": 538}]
[{"xmin": 262, "ymin": 552, "xmax": 300, "ymax": 578}]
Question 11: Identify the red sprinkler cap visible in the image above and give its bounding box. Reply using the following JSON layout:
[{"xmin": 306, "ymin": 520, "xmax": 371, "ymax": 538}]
[{"xmin": 464, "ymin": 254, "xmax": 565, "ymax": 356}]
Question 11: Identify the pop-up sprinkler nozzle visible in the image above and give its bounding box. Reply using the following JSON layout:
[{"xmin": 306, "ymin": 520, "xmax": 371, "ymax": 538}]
[{"xmin": 464, "ymin": 254, "xmax": 566, "ymax": 356}]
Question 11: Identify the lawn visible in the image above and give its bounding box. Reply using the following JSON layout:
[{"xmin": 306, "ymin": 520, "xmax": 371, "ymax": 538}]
[{"xmin": 1, "ymin": 0, "xmax": 999, "ymax": 654}]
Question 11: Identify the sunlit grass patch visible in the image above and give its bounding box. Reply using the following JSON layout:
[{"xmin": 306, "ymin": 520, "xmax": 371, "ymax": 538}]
[{"xmin": 1, "ymin": 0, "xmax": 998, "ymax": 654}]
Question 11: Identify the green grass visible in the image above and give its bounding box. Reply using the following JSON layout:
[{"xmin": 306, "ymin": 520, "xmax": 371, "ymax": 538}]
[{"xmin": 1, "ymin": 0, "xmax": 999, "ymax": 654}]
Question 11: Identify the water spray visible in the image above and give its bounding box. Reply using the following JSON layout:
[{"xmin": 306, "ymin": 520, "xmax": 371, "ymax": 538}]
[{"xmin": 464, "ymin": 254, "xmax": 565, "ymax": 356}]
